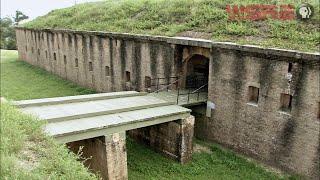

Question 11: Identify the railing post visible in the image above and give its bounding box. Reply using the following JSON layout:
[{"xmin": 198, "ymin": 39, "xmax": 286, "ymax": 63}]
[
  {"xmin": 156, "ymin": 78, "xmax": 160, "ymax": 93},
  {"xmin": 187, "ymin": 89, "xmax": 190, "ymax": 103},
  {"xmin": 197, "ymin": 91, "xmax": 200, "ymax": 101},
  {"xmin": 177, "ymin": 88, "xmax": 180, "ymax": 104}
]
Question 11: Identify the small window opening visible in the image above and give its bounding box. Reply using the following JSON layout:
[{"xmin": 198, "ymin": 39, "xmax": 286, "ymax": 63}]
[
  {"xmin": 125, "ymin": 71, "xmax": 131, "ymax": 82},
  {"xmin": 105, "ymin": 66, "xmax": 110, "ymax": 76},
  {"xmin": 38, "ymin": 49, "xmax": 40, "ymax": 55},
  {"xmin": 64, "ymin": 55, "xmax": 67, "ymax": 64},
  {"xmin": 280, "ymin": 93, "xmax": 293, "ymax": 112},
  {"xmin": 89, "ymin": 62, "xmax": 93, "ymax": 71},
  {"xmin": 248, "ymin": 86, "xmax": 259, "ymax": 104},
  {"xmin": 145, "ymin": 76, "xmax": 152, "ymax": 88},
  {"xmin": 75, "ymin": 58, "xmax": 79, "ymax": 67},
  {"xmin": 53, "ymin": 53, "xmax": 57, "ymax": 60},
  {"xmin": 25, "ymin": 46, "xmax": 27, "ymax": 51},
  {"xmin": 45, "ymin": 51, "xmax": 48, "ymax": 59},
  {"xmin": 288, "ymin": 63, "xmax": 293, "ymax": 73}
]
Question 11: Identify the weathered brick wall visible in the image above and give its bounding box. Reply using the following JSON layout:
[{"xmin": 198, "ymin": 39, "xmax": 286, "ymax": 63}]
[
  {"xmin": 15, "ymin": 28, "xmax": 178, "ymax": 92},
  {"xmin": 205, "ymin": 49, "xmax": 320, "ymax": 178},
  {"xmin": 16, "ymin": 28, "xmax": 320, "ymax": 178}
]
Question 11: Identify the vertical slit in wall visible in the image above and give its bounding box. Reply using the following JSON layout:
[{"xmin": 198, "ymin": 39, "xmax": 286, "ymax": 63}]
[
  {"xmin": 75, "ymin": 58, "xmax": 79, "ymax": 67},
  {"xmin": 82, "ymin": 35, "xmax": 88, "ymax": 87},
  {"xmin": 163, "ymin": 45, "xmax": 172, "ymax": 84},
  {"xmin": 89, "ymin": 36, "xmax": 95, "ymax": 87},
  {"xmin": 288, "ymin": 62, "xmax": 293, "ymax": 73},
  {"xmin": 89, "ymin": 62, "xmax": 93, "ymax": 71},
  {"xmin": 120, "ymin": 40, "xmax": 127, "ymax": 90},
  {"xmin": 88, "ymin": 36, "xmax": 95, "ymax": 88},
  {"xmin": 105, "ymin": 66, "xmax": 110, "ymax": 76},
  {"xmin": 133, "ymin": 42, "xmax": 141, "ymax": 91},
  {"xmin": 109, "ymin": 38, "xmax": 115, "ymax": 91},
  {"xmin": 149, "ymin": 43, "xmax": 158, "ymax": 80},
  {"xmin": 74, "ymin": 35, "xmax": 79, "ymax": 83},
  {"xmin": 98, "ymin": 38, "xmax": 104, "ymax": 86},
  {"xmin": 64, "ymin": 55, "xmax": 67, "ymax": 65}
]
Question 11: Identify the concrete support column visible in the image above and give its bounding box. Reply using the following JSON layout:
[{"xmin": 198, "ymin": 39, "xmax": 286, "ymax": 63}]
[
  {"xmin": 128, "ymin": 115, "xmax": 195, "ymax": 164},
  {"xmin": 67, "ymin": 132, "xmax": 128, "ymax": 180},
  {"xmin": 104, "ymin": 132, "xmax": 128, "ymax": 180},
  {"xmin": 179, "ymin": 115, "xmax": 195, "ymax": 163}
]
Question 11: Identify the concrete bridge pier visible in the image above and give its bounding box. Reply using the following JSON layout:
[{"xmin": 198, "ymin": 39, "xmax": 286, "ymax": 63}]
[
  {"xmin": 129, "ymin": 115, "xmax": 195, "ymax": 164},
  {"xmin": 67, "ymin": 115, "xmax": 195, "ymax": 180},
  {"xmin": 67, "ymin": 132, "xmax": 128, "ymax": 180}
]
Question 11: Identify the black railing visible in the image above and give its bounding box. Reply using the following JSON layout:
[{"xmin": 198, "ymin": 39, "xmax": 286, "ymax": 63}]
[
  {"xmin": 148, "ymin": 76, "xmax": 179, "ymax": 93},
  {"xmin": 186, "ymin": 74, "xmax": 208, "ymax": 89},
  {"xmin": 176, "ymin": 83, "xmax": 208, "ymax": 104},
  {"xmin": 149, "ymin": 75, "xmax": 208, "ymax": 104}
]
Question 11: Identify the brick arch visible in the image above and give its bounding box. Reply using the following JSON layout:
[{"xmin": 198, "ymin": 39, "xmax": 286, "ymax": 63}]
[
  {"xmin": 182, "ymin": 46, "xmax": 211, "ymax": 63},
  {"xmin": 180, "ymin": 50, "xmax": 210, "ymax": 89}
]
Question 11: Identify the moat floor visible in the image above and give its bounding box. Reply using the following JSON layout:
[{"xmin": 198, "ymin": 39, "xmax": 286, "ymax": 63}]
[{"xmin": 1, "ymin": 50, "xmax": 296, "ymax": 179}]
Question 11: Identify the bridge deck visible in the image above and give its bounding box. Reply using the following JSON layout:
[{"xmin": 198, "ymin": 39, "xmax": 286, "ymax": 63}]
[{"xmin": 14, "ymin": 91, "xmax": 191, "ymax": 143}]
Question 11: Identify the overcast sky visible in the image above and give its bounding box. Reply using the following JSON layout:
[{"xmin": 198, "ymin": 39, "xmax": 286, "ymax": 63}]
[{"xmin": 1, "ymin": 0, "xmax": 101, "ymax": 20}]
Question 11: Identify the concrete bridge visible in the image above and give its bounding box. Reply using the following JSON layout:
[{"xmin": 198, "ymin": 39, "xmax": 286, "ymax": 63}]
[{"xmin": 14, "ymin": 91, "xmax": 204, "ymax": 179}]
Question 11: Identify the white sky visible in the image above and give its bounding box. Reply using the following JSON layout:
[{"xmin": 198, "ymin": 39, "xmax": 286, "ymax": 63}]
[{"xmin": 1, "ymin": 0, "xmax": 101, "ymax": 20}]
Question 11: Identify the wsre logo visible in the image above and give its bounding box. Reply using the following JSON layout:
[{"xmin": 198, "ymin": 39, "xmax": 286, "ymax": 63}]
[{"xmin": 226, "ymin": 3, "xmax": 314, "ymax": 21}]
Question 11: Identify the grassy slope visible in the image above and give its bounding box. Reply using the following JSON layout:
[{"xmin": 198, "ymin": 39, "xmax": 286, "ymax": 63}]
[
  {"xmin": 24, "ymin": 0, "xmax": 320, "ymax": 52},
  {"xmin": 0, "ymin": 51, "xmax": 97, "ymax": 179},
  {"xmin": 1, "ymin": 50, "xmax": 298, "ymax": 179},
  {"xmin": 0, "ymin": 50, "xmax": 95, "ymax": 100}
]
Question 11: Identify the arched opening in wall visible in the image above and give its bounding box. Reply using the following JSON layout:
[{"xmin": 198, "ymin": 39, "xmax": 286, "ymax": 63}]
[{"xmin": 184, "ymin": 54, "xmax": 209, "ymax": 90}]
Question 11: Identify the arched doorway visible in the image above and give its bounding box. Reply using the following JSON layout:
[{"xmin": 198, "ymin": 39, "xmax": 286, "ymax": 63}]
[{"xmin": 183, "ymin": 54, "xmax": 209, "ymax": 89}]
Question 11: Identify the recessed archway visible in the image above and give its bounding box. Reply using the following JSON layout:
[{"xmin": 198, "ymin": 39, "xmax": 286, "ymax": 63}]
[{"xmin": 181, "ymin": 54, "xmax": 209, "ymax": 89}]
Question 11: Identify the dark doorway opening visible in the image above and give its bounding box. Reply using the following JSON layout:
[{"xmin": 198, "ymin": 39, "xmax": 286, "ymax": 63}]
[{"xmin": 185, "ymin": 54, "xmax": 209, "ymax": 89}]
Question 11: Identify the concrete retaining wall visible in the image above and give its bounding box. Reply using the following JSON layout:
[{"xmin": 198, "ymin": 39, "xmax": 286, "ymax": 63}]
[{"xmin": 16, "ymin": 27, "xmax": 320, "ymax": 178}]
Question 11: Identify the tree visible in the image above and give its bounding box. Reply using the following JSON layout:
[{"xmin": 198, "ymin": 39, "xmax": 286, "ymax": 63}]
[
  {"xmin": 0, "ymin": 17, "xmax": 16, "ymax": 49},
  {"xmin": 14, "ymin": 11, "xmax": 29, "ymax": 25},
  {"xmin": 0, "ymin": 11, "xmax": 29, "ymax": 50}
]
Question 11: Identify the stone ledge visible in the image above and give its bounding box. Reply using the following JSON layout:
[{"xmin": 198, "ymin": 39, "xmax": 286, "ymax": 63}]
[{"xmin": 16, "ymin": 27, "xmax": 320, "ymax": 61}]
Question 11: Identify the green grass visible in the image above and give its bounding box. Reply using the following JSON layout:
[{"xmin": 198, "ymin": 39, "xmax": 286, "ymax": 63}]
[
  {"xmin": 0, "ymin": 50, "xmax": 299, "ymax": 179},
  {"xmin": 1, "ymin": 103, "xmax": 98, "ymax": 179},
  {"xmin": 0, "ymin": 50, "xmax": 95, "ymax": 100},
  {"xmin": 24, "ymin": 0, "xmax": 320, "ymax": 52}
]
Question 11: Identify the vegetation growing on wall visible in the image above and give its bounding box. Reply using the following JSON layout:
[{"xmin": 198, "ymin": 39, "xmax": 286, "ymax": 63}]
[{"xmin": 24, "ymin": 0, "xmax": 320, "ymax": 52}]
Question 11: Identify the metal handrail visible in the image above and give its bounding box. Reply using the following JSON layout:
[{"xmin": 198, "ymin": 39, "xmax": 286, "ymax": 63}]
[
  {"xmin": 177, "ymin": 83, "xmax": 208, "ymax": 104},
  {"xmin": 149, "ymin": 76, "xmax": 179, "ymax": 89},
  {"xmin": 151, "ymin": 79, "xmax": 180, "ymax": 94}
]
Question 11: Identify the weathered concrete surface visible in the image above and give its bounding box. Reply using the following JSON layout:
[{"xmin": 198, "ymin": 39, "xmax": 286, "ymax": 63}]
[
  {"xmin": 16, "ymin": 27, "xmax": 320, "ymax": 178},
  {"xmin": 68, "ymin": 132, "xmax": 128, "ymax": 180},
  {"xmin": 15, "ymin": 92, "xmax": 191, "ymax": 144}
]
